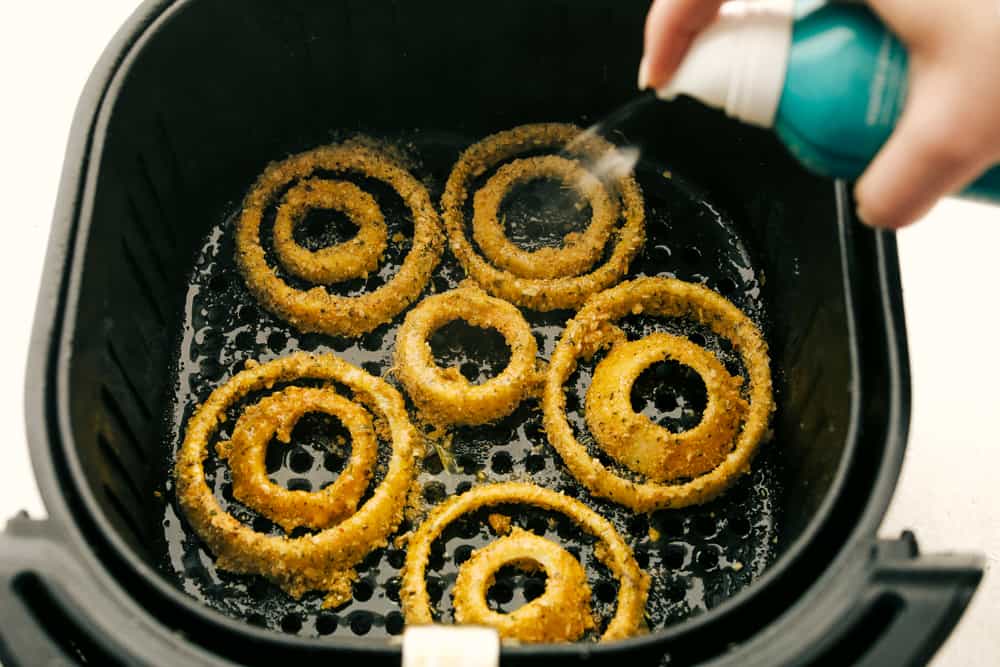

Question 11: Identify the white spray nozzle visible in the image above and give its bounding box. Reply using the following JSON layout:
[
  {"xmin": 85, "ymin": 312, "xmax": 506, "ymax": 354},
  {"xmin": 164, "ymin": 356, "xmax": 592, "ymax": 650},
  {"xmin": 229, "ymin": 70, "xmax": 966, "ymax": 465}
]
[{"xmin": 657, "ymin": 0, "xmax": 794, "ymax": 128}]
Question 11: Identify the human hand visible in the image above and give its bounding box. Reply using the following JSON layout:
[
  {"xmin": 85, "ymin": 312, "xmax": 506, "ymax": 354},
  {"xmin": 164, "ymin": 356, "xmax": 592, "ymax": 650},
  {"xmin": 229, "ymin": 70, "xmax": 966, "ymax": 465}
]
[{"xmin": 639, "ymin": 0, "xmax": 1000, "ymax": 229}]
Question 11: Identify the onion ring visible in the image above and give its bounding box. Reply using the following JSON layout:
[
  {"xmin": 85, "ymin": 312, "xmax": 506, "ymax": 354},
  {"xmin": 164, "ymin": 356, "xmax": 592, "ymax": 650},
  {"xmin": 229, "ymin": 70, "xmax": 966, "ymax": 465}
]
[
  {"xmin": 542, "ymin": 277, "xmax": 774, "ymax": 511},
  {"xmin": 218, "ymin": 386, "xmax": 378, "ymax": 532},
  {"xmin": 453, "ymin": 528, "xmax": 595, "ymax": 643},
  {"xmin": 585, "ymin": 333, "xmax": 749, "ymax": 483},
  {"xmin": 394, "ymin": 285, "xmax": 540, "ymax": 426},
  {"xmin": 236, "ymin": 144, "xmax": 444, "ymax": 337},
  {"xmin": 472, "ymin": 155, "xmax": 617, "ymax": 279},
  {"xmin": 175, "ymin": 352, "xmax": 418, "ymax": 607},
  {"xmin": 272, "ymin": 179, "xmax": 388, "ymax": 284},
  {"xmin": 441, "ymin": 123, "xmax": 646, "ymax": 311},
  {"xmin": 401, "ymin": 482, "xmax": 649, "ymax": 642}
]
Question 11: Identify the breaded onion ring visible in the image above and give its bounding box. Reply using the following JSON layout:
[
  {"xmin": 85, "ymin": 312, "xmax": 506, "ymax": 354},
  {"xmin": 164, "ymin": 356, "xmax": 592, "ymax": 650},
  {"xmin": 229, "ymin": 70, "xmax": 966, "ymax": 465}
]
[
  {"xmin": 441, "ymin": 123, "xmax": 646, "ymax": 311},
  {"xmin": 219, "ymin": 386, "xmax": 378, "ymax": 532},
  {"xmin": 472, "ymin": 156, "xmax": 617, "ymax": 280},
  {"xmin": 401, "ymin": 482, "xmax": 649, "ymax": 642},
  {"xmin": 542, "ymin": 277, "xmax": 774, "ymax": 512},
  {"xmin": 272, "ymin": 179, "xmax": 387, "ymax": 284},
  {"xmin": 586, "ymin": 333, "xmax": 748, "ymax": 483},
  {"xmin": 175, "ymin": 353, "xmax": 418, "ymax": 607},
  {"xmin": 394, "ymin": 285, "xmax": 540, "ymax": 426},
  {"xmin": 236, "ymin": 144, "xmax": 444, "ymax": 338},
  {"xmin": 453, "ymin": 528, "xmax": 594, "ymax": 643}
]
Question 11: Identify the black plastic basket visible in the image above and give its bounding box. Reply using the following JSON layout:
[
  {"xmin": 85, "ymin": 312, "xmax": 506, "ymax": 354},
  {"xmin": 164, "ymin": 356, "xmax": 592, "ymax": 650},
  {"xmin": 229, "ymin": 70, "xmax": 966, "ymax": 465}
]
[{"xmin": 3, "ymin": 1, "xmax": 982, "ymax": 665}]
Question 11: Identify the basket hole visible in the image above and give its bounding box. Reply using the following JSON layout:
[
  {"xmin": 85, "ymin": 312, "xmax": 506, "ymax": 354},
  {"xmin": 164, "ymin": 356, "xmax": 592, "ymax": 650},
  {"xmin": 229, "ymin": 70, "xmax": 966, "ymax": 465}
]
[
  {"xmin": 457, "ymin": 454, "xmax": 480, "ymax": 474},
  {"xmin": 693, "ymin": 515, "xmax": 718, "ymax": 538},
  {"xmin": 252, "ymin": 517, "xmax": 275, "ymax": 534},
  {"xmin": 523, "ymin": 574, "xmax": 547, "ymax": 602},
  {"xmin": 681, "ymin": 246, "xmax": 702, "ymax": 264},
  {"xmin": 209, "ymin": 273, "xmax": 233, "ymax": 293},
  {"xmin": 657, "ymin": 514, "xmax": 685, "ymax": 538},
  {"xmin": 424, "ymin": 453, "xmax": 444, "ymax": 475},
  {"xmin": 627, "ymin": 515, "xmax": 649, "ymax": 538},
  {"xmin": 426, "ymin": 577, "xmax": 444, "ymax": 603},
  {"xmin": 663, "ymin": 544, "xmax": 688, "ymax": 569},
  {"xmin": 385, "ymin": 611, "xmax": 405, "ymax": 636},
  {"xmin": 288, "ymin": 448, "xmax": 314, "ymax": 473},
  {"xmin": 560, "ymin": 485, "xmax": 579, "ymax": 498},
  {"xmin": 487, "ymin": 580, "xmax": 514, "ymax": 606},
  {"xmin": 454, "ymin": 544, "xmax": 474, "ymax": 565},
  {"xmin": 238, "ymin": 305, "xmax": 258, "ymax": 325},
  {"xmin": 247, "ymin": 613, "xmax": 267, "ymax": 627},
  {"xmin": 665, "ymin": 578, "xmax": 688, "ymax": 602},
  {"xmin": 362, "ymin": 361, "xmax": 381, "ymax": 376},
  {"xmin": 456, "ymin": 481, "xmax": 473, "ymax": 494},
  {"xmin": 348, "ymin": 611, "xmax": 373, "ymax": 636},
  {"xmin": 728, "ymin": 516, "xmax": 752, "ymax": 537},
  {"xmin": 526, "ymin": 516, "xmax": 548, "ymax": 536},
  {"xmin": 387, "ymin": 549, "xmax": 406, "ymax": 569},
  {"xmin": 267, "ymin": 331, "xmax": 287, "ymax": 352},
  {"xmin": 717, "ymin": 277, "xmax": 738, "ymax": 294},
  {"xmin": 353, "ymin": 580, "xmax": 374, "ymax": 602},
  {"xmin": 235, "ymin": 330, "xmax": 255, "ymax": 350},
  {"xmin": 688, "ymin": 333, "xmax": 706, "ymax": 347},
  {"xmin": 316, "ymin": 614, "xmax": 338, "ymax": 635},
  {"xmin": 423, "ymin": 481, "xmax": 447, "ymax": 504},
  {"xmin": 525, "ymin": 454, "xmax": 546, "ymax": 472},
  {"xmin": 696, "ymin": 546, "xmax": 720, "ymax": 571},
  {"xmin": 491, "ymin": 451, "xmax": 513, "ymax": 474},
  {"xmin": 594, "ymin": 580, "xmax": 617, "ymax": 604},
  {"xmin": 361, "ymin": 329, "xmax": 385, "ymax": 352},
  {"xmin": 299, "ymin": 333, "xmax": 325, "ymax": 351},
  {"xmin": 385, "ymin": 577, "xmax": 401, "ymax": 602},
  {"xmin": 286, "ymin": 478, "xmax": 312, "ymax": 492},
  {"xmin": 457, "ymin": 517, "xmax": 480, "ymax": 539},
  {"xmin": 281, "ymin": 614, "xmax": 302, "ymax": 634}
]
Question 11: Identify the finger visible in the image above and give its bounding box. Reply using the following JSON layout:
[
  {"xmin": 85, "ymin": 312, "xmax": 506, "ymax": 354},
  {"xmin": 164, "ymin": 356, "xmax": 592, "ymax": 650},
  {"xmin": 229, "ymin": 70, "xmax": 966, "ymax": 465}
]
[
  {"xmin": 640, "ymin": 0, "xmax": 726, "ymax": 90},
  {"xmin": 854, "ymin": 82, "xmax": 991, "ymax": 229}
]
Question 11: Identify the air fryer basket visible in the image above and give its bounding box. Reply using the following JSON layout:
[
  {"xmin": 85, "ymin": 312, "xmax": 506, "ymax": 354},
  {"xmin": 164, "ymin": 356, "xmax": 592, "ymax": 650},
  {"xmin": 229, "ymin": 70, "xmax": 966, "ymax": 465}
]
[{"xmin": 4, "ymin": 1, "xmax": 982, "ymax": 666}]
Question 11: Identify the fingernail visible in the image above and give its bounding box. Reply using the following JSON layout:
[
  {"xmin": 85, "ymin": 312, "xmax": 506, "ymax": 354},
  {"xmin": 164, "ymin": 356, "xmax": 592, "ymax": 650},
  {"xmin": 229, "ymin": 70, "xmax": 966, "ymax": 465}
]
[{"xmin": 638, "ymin": 56, "xmax": 651, "ymax": 91}]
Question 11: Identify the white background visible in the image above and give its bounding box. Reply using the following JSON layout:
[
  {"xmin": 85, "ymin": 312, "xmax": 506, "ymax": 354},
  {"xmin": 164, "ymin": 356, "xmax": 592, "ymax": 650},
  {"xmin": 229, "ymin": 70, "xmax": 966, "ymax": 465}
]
[{"xmin": 0, "ymin": 2, "xmax": 996, "ymax": 665}]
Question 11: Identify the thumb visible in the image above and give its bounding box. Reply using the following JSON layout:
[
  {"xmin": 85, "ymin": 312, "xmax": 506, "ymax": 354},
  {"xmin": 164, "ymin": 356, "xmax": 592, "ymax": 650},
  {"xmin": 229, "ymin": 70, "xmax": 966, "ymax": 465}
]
[{"xmin": 854, "ymin": 78, "xmax": 992, "ymax": 229}]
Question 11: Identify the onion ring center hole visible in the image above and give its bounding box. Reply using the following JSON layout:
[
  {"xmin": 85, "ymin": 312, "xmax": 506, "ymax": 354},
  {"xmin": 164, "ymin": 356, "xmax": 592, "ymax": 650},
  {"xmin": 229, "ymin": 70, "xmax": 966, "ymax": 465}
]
[
  {"xmin": 499, "ymin": 179, "xmax": 593, "ymax": 250},
  {"xmin": 630, "ymin": 360, "xmax": 707, "ymax": 433},
  {"xmin": 265, "ymin": 411, "xmax": 352, "ymax": 490},
  {"xmin": 429, "ymin": 320, "xmax": 512, "ymax": 384},
  {"xmin": 293, "ymin": 208, "xmax": 360, "ymax": 251},
  {"xmin": 487, "ymin": 564, "xmax": 549, "ymax": 613}
]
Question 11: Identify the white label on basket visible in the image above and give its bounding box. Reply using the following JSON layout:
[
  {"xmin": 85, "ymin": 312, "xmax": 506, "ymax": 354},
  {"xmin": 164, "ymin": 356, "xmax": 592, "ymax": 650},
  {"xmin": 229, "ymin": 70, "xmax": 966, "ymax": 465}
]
[{"xmin": 402, "ymin": 625, "xmax": 500, "ymax": 667}]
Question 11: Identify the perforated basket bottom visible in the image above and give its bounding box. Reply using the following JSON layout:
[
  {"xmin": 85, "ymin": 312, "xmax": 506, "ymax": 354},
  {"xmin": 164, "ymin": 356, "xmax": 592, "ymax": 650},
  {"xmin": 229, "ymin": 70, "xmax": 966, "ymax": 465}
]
[{"xmin": 156, "ymin": 129, "xmax": 781, "ymax": 642}]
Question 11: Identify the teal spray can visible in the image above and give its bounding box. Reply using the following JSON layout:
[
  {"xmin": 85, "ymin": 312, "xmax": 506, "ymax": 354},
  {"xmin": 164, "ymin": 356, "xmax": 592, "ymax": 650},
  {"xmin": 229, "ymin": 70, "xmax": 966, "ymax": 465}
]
[{"xmin": 652, "ymin": 0, "xmax": 1000, "ymax": 200}]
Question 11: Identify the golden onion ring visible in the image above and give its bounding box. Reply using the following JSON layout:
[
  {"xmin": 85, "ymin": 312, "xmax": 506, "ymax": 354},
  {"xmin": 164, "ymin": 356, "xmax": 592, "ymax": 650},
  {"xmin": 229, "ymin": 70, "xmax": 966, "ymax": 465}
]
[
  {"xmin": 585, "ymin": 333, "xmax": 748, "ymax": 483},
  {"xmin": 219, "ymin": 386, "xmax": 378, "ymax": 532},
  {"xmin": 175, "ymin": 353, "xmax": 418, "ymax": 607},
  {"xmin": 453, "ymin": 528, "xmax": 594, "ymax": 643},
  {"xmin": 401, "ymin": 482, "xmax": 650, "ymax": 642},
  {"xmin": 272, "ymin": 179, "xmax": 388, "ymax": 284},
  {"xmin": 441, "ymin": 123, "xmax": 646, "ymax": 311},
  {"xmin": 542, "ymin": 277, "xmax": 774, "ymax": 511},
  {"xmin": 236, "ymin": 144, "xmax": 444, "ymax": 338},
  {"xmin": 394, "ymin": 285, "xmax": 540, "ymax": 426},
  {"xmin": 472, "ymin": 155, "xmax": 617, "ymax": 280}
]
